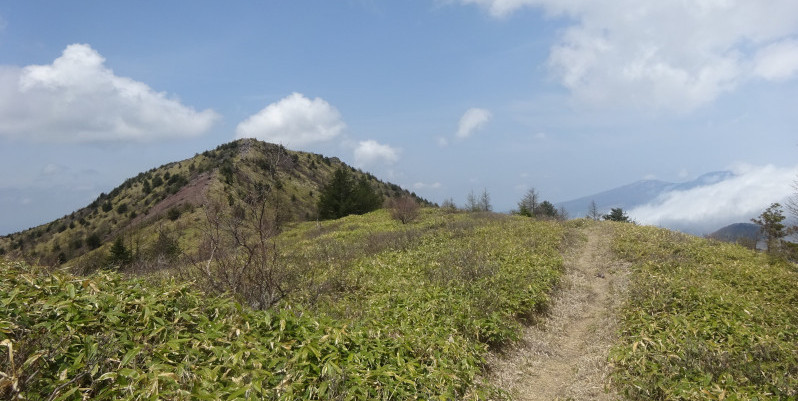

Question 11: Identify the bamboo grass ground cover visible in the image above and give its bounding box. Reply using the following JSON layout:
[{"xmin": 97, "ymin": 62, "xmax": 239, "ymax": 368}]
[
  {"xmin": 610, "ymin": 224, "xmax": 798, "ymax": 400},
  {"xmin": 1, "ymin": 210, "xmax": 565, "ymax": 399}
]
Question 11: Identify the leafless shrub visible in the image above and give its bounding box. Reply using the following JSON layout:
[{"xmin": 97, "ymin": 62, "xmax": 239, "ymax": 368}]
[
  {"xmin": 440, "ymin": 198, "xmax": 458, "ymax": 213},
  {"xmin": 389, "ymin": 196, "xmax": 420, "ymax": 224},
  {"xmin": 182, "ymin": 188, "xmax": 295, "ymax": 310}
]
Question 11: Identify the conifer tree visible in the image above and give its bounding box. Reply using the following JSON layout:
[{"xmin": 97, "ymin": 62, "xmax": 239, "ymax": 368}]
[
  {"xmin": 603, "ymin": 208, "xmax": 631, "ymax": 222},
  {"xmin": 108, "ymin": 237, "xmax": 132, "ymax": 267},
  {"xmin": 317, "ymin": 167, "xmax": 382, "ymax": 220},
  {"xmin": 751, "ymin": 202, "xmax": 792, "ymax": 253}
]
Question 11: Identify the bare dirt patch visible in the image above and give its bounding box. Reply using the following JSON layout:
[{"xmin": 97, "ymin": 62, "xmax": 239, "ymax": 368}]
[
  {"xmin": 130, "ymin": 171, "xmax": 213, "ymax": 226},
  {"xmin": 487, "ymin": 223, "xmax": 630, "ymax": 400}
]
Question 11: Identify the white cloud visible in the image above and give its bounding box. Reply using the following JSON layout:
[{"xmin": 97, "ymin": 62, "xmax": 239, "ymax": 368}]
[
  {"xmin": 629, "ymin": 164, "xmax": 798, "ymax": 233},
  {"xmin": 414, "ymin": 182, "xmax": 442, "ymax": 190},
  {"xmin": 450, "ymin": 0, "xmax": 535, "ymax": 18},
  {"xmin": 453, "ymin": 0, "xmax": 798, "ymax": 112},
  {"xmin": 41, "ymin": 163, "xmax": 68, "ymax": 178},
  {"xmin": 456, "ymin": 107, "xmax": 492, "ymax": 138},
  {"xmin": 235, "ymin": 92, "xmax": 345, "ymax": 148},
  {"xmin": 353, "ymin": 140, "xmax": 400, "ymax": 167},
  {"xmin": 754, "ymin": 39, "xmax": 798, "ymax": 81},
  {"xmin": 0, "ymin": 44, "xmax": 218, "ymax": 142}
]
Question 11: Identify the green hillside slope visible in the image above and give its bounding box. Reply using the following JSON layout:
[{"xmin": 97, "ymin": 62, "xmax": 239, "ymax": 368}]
[
  {"xmin": 2, "ymin": 211, "xmax": 796, "ymax": 399},
  {"xmin": 0, "ymin": 210, "xmax": 565, "ymax": 400},
  {"xmin": 0, "ymin": 139, "xmax": 426, "ymax": 269}
]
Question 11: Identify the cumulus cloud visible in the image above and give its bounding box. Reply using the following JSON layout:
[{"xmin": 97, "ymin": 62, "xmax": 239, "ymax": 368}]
[
  {"xmin": 455, "ymin": 0, "xmax": 538, "ymax": 18},
  {"xmin": 235, "ymin": 93, "xmax": 345, "ymax": 148},
  {"xmin": 453, "ymin": 0, "xmax": 798, "ymax": 112},
  {"xmin": 754, "ymin": 39, "xmax": 798, "ymax": 81},
  {"xmin": 456, "ymin": 107, "xmax": 492, "ymax": 139},
  {"xmin": 629, "ymin": 164, "xmax": 798, "ymax": 234},
  {"xmin": 353, "ymin": 140, "xmax": 400, "ymax": 167},
  {"xmin": 0, "ymin": 44, "xmax": 218, "ymax": 142}
]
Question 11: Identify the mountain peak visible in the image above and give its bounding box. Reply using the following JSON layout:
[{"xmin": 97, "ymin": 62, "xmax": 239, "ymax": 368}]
[{"xmin": 0, "ymin": 139, "xmax": 425, "ymax": 266}]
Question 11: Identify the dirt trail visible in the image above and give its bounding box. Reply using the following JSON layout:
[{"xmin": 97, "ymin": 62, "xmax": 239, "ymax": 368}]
[{"xmin": 487, "ymin": 224, "xmax": 630, "ymax": 400}]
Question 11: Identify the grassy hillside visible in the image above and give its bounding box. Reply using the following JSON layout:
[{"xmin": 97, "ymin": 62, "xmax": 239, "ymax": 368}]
[
  {"xmin": 0, "ymin": 139, "xmax": 426, "ymax": 269},
  {"xmin": 3, "ymin": 200, "xmax": 797, "ymax": 399},
  {"xmin": 0, "ymin": 209, "xmax": 566, "ymax": 400},
  {"xmin": 610, "ymin": 224, "xmax": 798, "ymax": 400}
]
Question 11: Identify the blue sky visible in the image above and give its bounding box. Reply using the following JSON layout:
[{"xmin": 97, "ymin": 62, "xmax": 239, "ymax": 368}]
[{"xmin": 1, "ymin": 1, "xmax": 797, "ymax": 234}]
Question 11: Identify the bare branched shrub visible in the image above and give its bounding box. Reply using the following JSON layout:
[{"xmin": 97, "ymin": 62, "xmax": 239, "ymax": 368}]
[
  {"xmin": 183, "ymin": 187, "xmax": 294, "ymax": 310},
  {"xmin": 440, "ymin": 198, "xmax": 458, "ymax": 213},
  {"xmin": 389, "ymin": 196, "xmax": 420, "ymax": 224}
]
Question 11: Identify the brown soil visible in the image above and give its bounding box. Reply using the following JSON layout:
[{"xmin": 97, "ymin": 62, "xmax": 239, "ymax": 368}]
[{"xmin": 487, "ymin": 224, "xmax": 630, "ymax": 400}]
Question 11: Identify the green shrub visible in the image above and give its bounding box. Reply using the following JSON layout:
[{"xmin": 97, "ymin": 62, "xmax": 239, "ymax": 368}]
[
  {"xmin": 86, "ymin": 233, "xmax": 102, "ymax": 250},
  {"xmin": 166, "ymin": 207, "xmax": 181, "ymax": 221}
]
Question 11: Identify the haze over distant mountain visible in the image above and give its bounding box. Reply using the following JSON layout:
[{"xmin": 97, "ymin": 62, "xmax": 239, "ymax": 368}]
[
  {"xmin": 558, "ymin": 171, "xmax": 734, "ymax": 219},
  {"xmin": 559, "ymin": 166, "xmax": 797, "ymax": 235}
]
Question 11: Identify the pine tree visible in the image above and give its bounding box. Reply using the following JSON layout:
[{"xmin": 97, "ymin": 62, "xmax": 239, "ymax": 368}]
[
  {"xmin": 317, "ymin": 167, "xmax": 382, "ymax": 220},
  {"xmin": 352, "ymin": 176, "xmax": 383, "ymax": 214},
  {"xmin": 603, "ymin": 208, "xmax": 631, "ymax": 223},
  {"xmin": 751, "ymin": 203, "xmax": 792, "ymax": 253},
  {"xmin": 537, "ymin": 201, "xmax": 558, "ymax": 218},
  {"xmin": 108, "ymin": 237, "xmax": 132, "ymax": 267}
]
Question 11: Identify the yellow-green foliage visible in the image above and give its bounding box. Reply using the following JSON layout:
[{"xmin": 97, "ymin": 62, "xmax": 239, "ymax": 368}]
[
  {"xmin": 610, "ymin": 224, "xmax": 798, "ymax": 400},
  {"xmin": 0, "ymin": 210, "xmax": 566, "ymax": 399}
]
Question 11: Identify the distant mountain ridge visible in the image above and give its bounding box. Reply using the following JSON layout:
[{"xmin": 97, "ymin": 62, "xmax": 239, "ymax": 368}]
[
  {"xmin": 557, "ymin": 171, "xmax": 736, "ymax": 219},
  {"xmin": 708, "ymin": 222, "xmax": 761, "ymax": 245}
]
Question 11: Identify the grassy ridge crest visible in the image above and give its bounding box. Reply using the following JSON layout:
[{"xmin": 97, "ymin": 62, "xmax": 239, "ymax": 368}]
[
  {"xmin": 610, "ymin": 223, "xmax": 798, "ymax": 400},
  {"xmin": 1, "ymin": 210, "xmax": 566, "ymax": 400}
]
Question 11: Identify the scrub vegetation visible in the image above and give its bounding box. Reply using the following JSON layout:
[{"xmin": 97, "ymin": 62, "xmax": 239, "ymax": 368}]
[
  {"xmin": 0, "ymin": 210, "xmax": 565, "ymax": 400},
  {"xmin": 610, "ymin": 223, "xmax": 798, "ymax": 400},
  {"xmin": 2, "ymin": 139, "xmax": 797, "ymax": 400}
]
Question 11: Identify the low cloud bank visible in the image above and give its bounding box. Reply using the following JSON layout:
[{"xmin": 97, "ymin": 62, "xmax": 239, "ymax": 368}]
[{"xmin": 629, "ymin": 164, "xmax": 798, "ymax": 234}]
